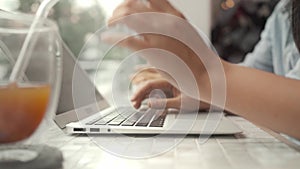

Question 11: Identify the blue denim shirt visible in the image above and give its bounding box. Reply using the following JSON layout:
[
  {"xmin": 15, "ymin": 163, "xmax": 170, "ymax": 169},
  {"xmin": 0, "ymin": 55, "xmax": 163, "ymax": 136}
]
[
  {"xmin": 241, "ymin": 0, "xmax": 300, "ymax": 145},
  {"xmin": 242, "ymin": 0, "xmax": 300, "ymax": 79}
]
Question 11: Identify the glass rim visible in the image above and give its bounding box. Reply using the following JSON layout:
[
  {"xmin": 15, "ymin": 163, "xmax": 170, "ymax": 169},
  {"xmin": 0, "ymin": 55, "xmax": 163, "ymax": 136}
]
[{"xmin": 0, "ymin": 11, "xmax": 58, "ymax": 34}]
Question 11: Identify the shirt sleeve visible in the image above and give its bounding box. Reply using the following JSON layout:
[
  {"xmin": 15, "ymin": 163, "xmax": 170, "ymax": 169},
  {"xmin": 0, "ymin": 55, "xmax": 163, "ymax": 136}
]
[
  {"xmin": 286, "ymin": 45, "xmax": 300, "ymax": 80},
  {"xmin": 240, "ymin": 3, "xmax": 282, "ymax": 73}
]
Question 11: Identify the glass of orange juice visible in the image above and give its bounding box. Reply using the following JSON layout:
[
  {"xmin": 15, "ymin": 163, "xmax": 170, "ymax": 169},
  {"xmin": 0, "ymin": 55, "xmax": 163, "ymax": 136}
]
[{"xmin": 0, "ymin": 11, "xmax": 62, "ymax": 144}]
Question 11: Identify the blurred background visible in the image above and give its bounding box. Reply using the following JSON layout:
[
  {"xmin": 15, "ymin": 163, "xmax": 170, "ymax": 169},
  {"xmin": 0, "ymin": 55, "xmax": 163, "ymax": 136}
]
[
  {"xmin": 211, "ymin": 0, "xmax": 279, "ymax": 63},
  {"xmin": 0, "ymin": 0, "xmax": 280, "ymax": 100},
  {"xmin": 0, "ymin": 0, "xmax": 280, "ymax": 62}
]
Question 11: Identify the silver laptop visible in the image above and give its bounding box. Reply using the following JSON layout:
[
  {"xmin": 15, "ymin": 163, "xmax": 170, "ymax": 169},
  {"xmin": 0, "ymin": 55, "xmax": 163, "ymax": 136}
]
[{"xmin": 54, "ymin": 43, "xmax": 242, "ymax": 135}]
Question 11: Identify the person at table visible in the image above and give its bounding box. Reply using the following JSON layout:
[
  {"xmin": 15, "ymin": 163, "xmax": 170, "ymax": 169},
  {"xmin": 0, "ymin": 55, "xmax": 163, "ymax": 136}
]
[
  {"xmin": 104, "ymin": 0, "xmax": 300, "ymax": 140},
  {"xmin": 130, "ymin": 0, "xmax": 300, "ymax": 112}
]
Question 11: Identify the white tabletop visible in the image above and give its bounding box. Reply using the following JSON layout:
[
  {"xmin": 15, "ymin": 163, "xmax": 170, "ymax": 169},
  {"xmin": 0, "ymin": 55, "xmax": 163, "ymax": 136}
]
[
  {"xmin": 28, "ymin": 115, "xmax": 300, "ymax": 169},
  {"xmin": 24, "ymin": 60, "xmax": 300, "ymax": 169}
]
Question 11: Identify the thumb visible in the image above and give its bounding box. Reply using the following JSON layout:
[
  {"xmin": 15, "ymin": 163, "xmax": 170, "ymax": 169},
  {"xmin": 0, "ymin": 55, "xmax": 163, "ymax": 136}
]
[{"xmin": 148, "ymin": 98, "xmax": 180, "ymax": 109}]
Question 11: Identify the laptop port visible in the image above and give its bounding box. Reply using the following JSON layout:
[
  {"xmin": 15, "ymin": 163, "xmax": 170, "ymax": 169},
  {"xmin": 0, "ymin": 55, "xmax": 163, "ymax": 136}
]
[
  {"xmin": 73, "ymin": 128, "xmax": 86, "ymax": 132},
  {"xmin": 90, "ymin": 128, "xmax": 100, "ymax": 132}
]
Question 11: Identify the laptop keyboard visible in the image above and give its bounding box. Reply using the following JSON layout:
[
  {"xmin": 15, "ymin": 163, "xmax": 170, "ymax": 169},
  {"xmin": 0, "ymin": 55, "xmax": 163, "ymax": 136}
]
[{"xmin": 86, "ymin": 107, "xmax": 166, "ymax": 127}]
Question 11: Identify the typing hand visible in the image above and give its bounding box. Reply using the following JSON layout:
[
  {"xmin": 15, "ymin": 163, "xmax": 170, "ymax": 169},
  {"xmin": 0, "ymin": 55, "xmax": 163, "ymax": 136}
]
[{"xmin": 131, "ymin": 78, "xmax": 210, "ymax": 111}]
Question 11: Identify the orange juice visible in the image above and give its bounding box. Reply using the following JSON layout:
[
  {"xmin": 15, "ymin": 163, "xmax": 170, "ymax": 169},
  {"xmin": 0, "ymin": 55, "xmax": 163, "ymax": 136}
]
[{"xmin": 0, "ymin": 83, "xmax": 50, "ymax": 143}]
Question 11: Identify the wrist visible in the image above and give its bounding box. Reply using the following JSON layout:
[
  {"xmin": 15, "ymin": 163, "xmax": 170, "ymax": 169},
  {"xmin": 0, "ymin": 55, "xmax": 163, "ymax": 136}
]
[{"xmin": 194, "ymin": 57, "xmax": 230, "ymax": 104}]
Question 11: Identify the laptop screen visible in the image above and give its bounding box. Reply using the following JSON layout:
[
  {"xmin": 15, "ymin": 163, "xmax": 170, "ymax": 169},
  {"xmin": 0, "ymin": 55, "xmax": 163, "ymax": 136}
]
[{"xmin": 54, "ymin": 43, "xmax": 110, "ymax": 128}]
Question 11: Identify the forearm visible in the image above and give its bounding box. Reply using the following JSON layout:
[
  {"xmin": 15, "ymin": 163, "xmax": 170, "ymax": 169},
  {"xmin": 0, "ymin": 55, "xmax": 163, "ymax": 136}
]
[{"xmin": 207, "ymin": 62, "xmax": 300, "ymax": 139}]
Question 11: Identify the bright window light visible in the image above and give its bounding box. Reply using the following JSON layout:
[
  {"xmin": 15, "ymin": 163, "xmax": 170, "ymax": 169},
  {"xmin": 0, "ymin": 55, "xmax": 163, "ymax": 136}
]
[
  {"xmin": 74, "ymin": 0, "xmax": 96, "ymax": 9},
  {"xmin": 0, "ymin": 0, "xmax": 20, "ymax": 11}
]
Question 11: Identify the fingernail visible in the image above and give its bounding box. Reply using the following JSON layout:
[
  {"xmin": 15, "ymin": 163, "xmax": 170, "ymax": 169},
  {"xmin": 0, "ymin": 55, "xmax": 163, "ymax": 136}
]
[{"xmin": 147, "ymin": 101, "xmax": 152, "ymax": 107}]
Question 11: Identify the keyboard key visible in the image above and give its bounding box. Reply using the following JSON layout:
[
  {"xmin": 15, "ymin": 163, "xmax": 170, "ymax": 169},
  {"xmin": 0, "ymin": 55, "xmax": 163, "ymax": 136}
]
[
  {"xmin": 86, "ymin": 118, "xmax": 100, "ymax": 125},
  {"xmin": 115, "ymin": 108, "xmax": 136, "ymax": 118},
  {"xmin": 94, "ymin": 119, "xmax": 108, "ymax": 125},
  {"xmin": 150, "ymin": 111, "xmax": 167, "ymax": 127},
  {"xmin": 121, "ymin": 112, "xmax": 144, "ymax": 126},
  {"xmin": 135, "ymin": 109, "xmax": 157, "ymax": 127},
  {"xmin": 121, "ymin": 120, "xmax": 136, "ymax": 126},
  {"xmin": 94, "ymin": 112, "xmax": 119, "ymax": 125},
  {"xmin": 86, "ymin": 108, "xmax": 135, "ymax": 125},
  {"xmin": 108, "ymin": 115, "xmax": 127, "ymax": 126}
]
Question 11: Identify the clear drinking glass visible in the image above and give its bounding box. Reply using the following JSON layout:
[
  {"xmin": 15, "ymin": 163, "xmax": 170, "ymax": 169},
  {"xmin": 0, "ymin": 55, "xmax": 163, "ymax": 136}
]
[{"xmin": 0, "ymin": 11, "xmax": 62, "ymax": 144}]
